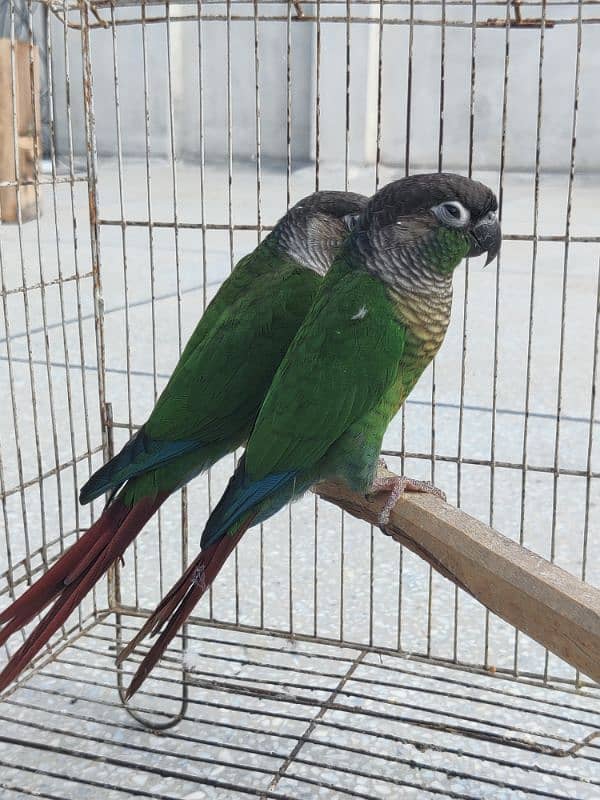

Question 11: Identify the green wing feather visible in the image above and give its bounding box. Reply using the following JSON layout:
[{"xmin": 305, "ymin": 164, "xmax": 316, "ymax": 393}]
[
  {"xmin": 155, "ymin": 248, "xmax": 272, "ymax": 392},
  {"xmin": 245, "ymin": 254, "xmax": 406, "ymax": 480},
  {"xmin": 145, "ymin": 256, "xmax": 321, "ymax": 445},
  {"xmin": 83, "ymin": 242, "xmax": 322, "ymax": 504}
]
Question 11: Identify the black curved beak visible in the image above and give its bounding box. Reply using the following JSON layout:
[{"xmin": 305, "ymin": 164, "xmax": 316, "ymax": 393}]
[{"xmin": 468, "ymin": 211, "xmax": 501, "ymax": 266}]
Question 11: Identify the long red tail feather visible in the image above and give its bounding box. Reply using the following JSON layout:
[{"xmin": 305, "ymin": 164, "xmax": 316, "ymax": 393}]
[
  {"xmin": 0, "ymin": 493, "xmax": 167, "ymax": 693},
  {"xmin": 121, "ymin": 515, "xmax": 255, "ymax": 700},
  {"xmin": 0, "ymin": 501, "xmax": 128, "ymax": 640}
]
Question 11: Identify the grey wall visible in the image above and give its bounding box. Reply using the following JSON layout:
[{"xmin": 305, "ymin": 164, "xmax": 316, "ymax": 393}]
[
  {"xmin": 314, "ymin": 3, "xmax": 600, "ymax": 172},
  {"xmin": 50, "ymin": 5, "xmax": 313, "ymax": 165},
  {"xmin": 50, "ymin": 4, "xmax": 600, "ymax": 172}
]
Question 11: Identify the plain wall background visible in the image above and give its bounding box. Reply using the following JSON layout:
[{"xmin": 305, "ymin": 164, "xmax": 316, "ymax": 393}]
[{"xmin": 48, "ymin": 2, "xmax": 600, "ymax": 173}]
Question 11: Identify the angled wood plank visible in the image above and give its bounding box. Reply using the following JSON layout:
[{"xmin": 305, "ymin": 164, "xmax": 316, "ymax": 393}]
[{"xmin": 315, "ymin": 468, "xmax": 600, "ymax": 684}]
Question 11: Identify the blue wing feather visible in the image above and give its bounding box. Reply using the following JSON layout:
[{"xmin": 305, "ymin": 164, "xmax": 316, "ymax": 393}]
[
  {"xmin": 79, "ymin": 427, "xmax": 200, "ymax": 504},
  {"xmin": 200, "ymin": 458, "xmax": 296, "ymax": 549}
]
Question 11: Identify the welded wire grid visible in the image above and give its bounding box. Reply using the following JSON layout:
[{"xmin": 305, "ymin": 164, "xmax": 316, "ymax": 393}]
[
  {"xmin": 1, "ymin": 0, "xmax": 600, "ymax": 797},
  {"xmin": 3, "ymin": 615, "xmax": 600, "ymax": 799}
]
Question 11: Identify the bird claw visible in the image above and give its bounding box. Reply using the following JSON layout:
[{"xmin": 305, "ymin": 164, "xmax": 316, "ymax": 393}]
[{"xmin": 367, "ymin": 475, "xmax": 446, "ymax": 526}]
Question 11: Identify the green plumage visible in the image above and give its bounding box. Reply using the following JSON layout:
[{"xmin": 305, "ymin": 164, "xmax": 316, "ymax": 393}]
[
  {"xmin": 0, "ymin": 191, "xmax": 370, "ymax": 696},
  {"xmin": 123, "ymin": 244, "xmax": 322, "ymax": 504},
  {"xmin": 115, "ymin": 173, "xmax": 501, "ymax": 697},
  {"xmin": 245, "ymin": 254, "xmax": 406, "ymax": 485},
  {"xmin": 79, "ymin": 190, "xmax": 369, "ymax": 507},
  {"xmin": 200, "ymin": 173, "xmax": 500, "ymax": 546},
  {"xmin": 246, "ymin": 223, "xmax": 472, "ymax": 487},
  {"xmin": 201, "ymin": 242, "xmax": 439, "ymax": 543}
]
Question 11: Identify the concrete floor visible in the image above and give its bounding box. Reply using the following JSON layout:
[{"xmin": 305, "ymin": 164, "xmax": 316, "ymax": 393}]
[{"xmin": 1, "ymin": 158, "xmax": 599, "ymax": 798}]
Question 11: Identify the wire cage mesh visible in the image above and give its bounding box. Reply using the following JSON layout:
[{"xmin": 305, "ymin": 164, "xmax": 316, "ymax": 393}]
[{"xmin": 1, "ymin": 0, "xmax": 600, "ymax": 797}]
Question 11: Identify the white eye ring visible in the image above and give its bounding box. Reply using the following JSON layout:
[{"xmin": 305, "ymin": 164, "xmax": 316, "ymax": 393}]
[{"xmin": 432, "ymin": 200, "xmax": 470, "ymax": 228}]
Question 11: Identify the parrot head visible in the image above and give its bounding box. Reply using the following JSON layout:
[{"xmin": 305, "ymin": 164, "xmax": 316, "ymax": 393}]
[
  {"xmin": 273, "ymin": 190, "xmax": 368, "ymax": 276},
  {"xmin": 357, "ymin": 173, "xmax": 501, "ymax": 284}
]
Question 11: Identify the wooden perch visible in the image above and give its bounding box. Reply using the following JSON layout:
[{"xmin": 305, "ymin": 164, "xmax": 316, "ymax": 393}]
[{"xmin": 315, "ymin": 468, "xmax": 600, "ymax": 684}]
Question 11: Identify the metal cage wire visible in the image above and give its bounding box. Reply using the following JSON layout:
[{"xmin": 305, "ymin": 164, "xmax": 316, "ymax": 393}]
[{"xmin": 1, "ymin": 0, "xmax": 600, "ymax": 797}]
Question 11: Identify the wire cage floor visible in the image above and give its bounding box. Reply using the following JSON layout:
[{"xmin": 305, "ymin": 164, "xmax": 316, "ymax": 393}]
[
  {"xmin": 2, "ymin": 612, "xmax": 600, "ymax": 799},
  {"xmin": 2, "ymin": 0, "xmax": 600, "ymax": 797}
]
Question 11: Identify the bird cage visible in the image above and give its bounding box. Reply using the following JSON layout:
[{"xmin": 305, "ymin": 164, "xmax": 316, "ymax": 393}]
[{"xmin": 1, "ymin": 0, "xmax": 600, "ymax": 796}]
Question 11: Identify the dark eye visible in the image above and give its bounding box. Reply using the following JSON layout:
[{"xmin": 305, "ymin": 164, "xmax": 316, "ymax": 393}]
[{"xmin": 432, "ymin": 200, "xmax": 470, "ymax": 228}]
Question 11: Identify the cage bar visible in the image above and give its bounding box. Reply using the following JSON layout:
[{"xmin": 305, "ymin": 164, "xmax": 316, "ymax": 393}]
[{"xmin": 1, "ymin": 0, "xmax": 599, "ymax": 796}]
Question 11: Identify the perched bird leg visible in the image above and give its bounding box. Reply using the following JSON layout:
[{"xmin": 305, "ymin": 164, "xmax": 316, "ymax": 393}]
[{"xmin": 368, "ymin": 462, "xmax": 446, "ymax": 525}]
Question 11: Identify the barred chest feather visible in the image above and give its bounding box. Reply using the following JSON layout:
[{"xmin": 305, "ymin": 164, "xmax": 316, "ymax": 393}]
[{"xmin": 389, "ymin": 286, "xmax": 453, "ymax": 363}]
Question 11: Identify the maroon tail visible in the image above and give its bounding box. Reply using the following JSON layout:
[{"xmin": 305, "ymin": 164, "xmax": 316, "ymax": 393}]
[
  {"xmin": 118, "ymin": 515, "xmax": 256, "ymax": 700},
  {"xmin": 0, "ymin": 493, "xmax": 167, "ymax": 693}
]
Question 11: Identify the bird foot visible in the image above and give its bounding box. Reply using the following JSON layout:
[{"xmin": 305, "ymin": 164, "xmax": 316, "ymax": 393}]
[{"xmin": 367, "ymin": 474, "xmax": 446, "ymax": 525}]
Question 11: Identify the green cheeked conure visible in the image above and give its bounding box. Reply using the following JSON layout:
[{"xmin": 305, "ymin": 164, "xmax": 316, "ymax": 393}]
[{"xmin": 119, "ymin": 172, "xmax": 501, "ymax": 699}]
